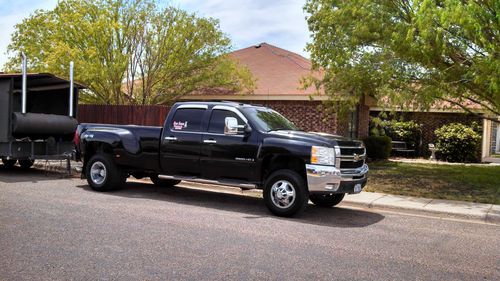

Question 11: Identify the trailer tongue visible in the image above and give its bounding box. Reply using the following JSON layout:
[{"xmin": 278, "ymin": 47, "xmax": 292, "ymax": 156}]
[{"xmin": 0, "ymin": 54, "xmax": 85, "ymax": 171}]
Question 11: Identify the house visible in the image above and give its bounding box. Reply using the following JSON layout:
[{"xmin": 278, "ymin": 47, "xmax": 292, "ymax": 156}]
[
  {"xmin": 182, "ymin": 42, "xmax": 368, "ymax": 139},
  {"xmin": 183, "ymin": 42, "xmax": 499, "ymax": 163}
]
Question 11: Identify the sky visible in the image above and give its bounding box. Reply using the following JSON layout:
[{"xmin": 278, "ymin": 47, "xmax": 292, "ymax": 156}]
[{"xmin": 0, "ymin": 0, "xmax": 311, "ymax": 69}]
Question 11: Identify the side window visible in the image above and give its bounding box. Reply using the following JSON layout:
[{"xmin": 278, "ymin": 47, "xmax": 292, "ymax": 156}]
[
  {"xmin": 171, "ymin": 108, "xmax": 205, "ymax": 132},
  {"xmin": 208, "ymin": 109, "xmax": 244, "ymax": 134}
]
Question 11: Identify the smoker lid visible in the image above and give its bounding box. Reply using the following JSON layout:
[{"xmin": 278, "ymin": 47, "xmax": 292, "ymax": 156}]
[{"xmin": 0, "ymin": 73, "xmax": 86, "ymax": 90}]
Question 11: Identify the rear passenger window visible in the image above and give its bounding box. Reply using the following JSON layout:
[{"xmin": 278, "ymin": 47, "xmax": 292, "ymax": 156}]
[
  {"xmin": 171, "ymin": 108, "xmax": 205, "ymax": 132},
  {"xmin": 208, "ymin": 109, "xmax": 244, "ymax": 134}
]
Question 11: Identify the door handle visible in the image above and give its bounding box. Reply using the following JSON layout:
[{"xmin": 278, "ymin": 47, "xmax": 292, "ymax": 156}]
[
  {"xmin": 164, "ymin": 136, "xmax": 177, "ymax": 141},
  {"xmin": 203, "ymin": 139, "xmax": 217, "ymax": 144}
]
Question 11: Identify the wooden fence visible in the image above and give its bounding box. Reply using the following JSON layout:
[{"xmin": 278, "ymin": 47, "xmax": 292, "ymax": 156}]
[{"xmin": 77, "ymin": 104, "xmax": 171, "ymax": 127}]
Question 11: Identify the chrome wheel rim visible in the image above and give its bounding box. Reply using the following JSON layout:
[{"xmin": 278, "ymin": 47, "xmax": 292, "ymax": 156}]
[
  {"xmin": 90, "ymin": 161, "xmax": 107, "ymax": 185},
  {"xmin": 270, "ymin": 180, "xmax": 296, "ymax": 209}
]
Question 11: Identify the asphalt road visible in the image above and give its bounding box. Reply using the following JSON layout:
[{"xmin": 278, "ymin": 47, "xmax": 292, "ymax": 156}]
[{"xmin": 1, "ymin": 168, "xmax": 499, "ymax": 280}]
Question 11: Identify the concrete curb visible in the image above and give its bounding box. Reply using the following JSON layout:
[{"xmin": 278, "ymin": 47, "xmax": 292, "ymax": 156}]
[
  {"xmin": 341, "ymin": 192, "xmax": 500, "ymax": 224},
  {"xmin": 171, "ymin": 181, "xmax": 500, "ymax": 225}
]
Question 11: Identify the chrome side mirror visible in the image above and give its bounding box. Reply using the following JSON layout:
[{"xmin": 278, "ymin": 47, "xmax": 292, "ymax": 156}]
[{"xmin": 224, "ymin": 117, "xmax": 239, "ymax": 135}]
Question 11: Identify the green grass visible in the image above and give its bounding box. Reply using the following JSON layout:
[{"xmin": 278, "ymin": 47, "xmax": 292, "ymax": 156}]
[{"xmin": 364, "ymin": 161, "xmax": 500, "ymax": 204}]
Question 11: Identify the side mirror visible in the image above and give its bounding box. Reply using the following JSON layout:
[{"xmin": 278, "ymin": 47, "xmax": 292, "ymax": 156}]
[
  {"xmin": 224, "ymin": 117, "xmax": 250, "ymax": 135},
  {"xmin": 224, "ymin": 117, "xmax": 239, "ymax": 135}
]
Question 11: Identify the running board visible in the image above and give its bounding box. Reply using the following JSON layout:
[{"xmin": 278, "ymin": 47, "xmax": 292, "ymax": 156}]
[{"xmin": 157, "ymin": 175, "xmax": 257, "ymax": 190}]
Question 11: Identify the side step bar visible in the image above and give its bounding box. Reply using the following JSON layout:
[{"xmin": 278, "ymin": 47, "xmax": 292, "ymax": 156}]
[{"xmin": 158, "ymin": 175, "xmax": 257, "ymax": 190}]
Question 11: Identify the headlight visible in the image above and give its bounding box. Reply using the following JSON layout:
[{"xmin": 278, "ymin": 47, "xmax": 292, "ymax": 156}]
[{"xmin": 310, "ymin": 146, "xmax": 336, "ymax": 166}]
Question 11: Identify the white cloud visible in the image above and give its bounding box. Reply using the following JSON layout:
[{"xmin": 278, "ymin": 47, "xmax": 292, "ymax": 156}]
[{"xmin": 175, "ymin": 0, "xmax": 311, "ymax": 57}]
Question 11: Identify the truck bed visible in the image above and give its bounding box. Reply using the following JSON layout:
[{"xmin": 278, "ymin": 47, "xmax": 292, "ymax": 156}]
[{"xmin": 78, "ymin": 123, "xmax": 163, "ymax": 172}]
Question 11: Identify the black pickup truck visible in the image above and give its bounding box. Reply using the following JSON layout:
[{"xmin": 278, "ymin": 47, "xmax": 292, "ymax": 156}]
[{"xmin": 75, "ymin": 101, "xmax": 368, "ymax": 217}]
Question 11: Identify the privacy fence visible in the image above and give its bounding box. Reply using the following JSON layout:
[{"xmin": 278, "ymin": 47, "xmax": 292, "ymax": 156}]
[{"xmin": 77, "ymin": 104, "xmax": 171, "ymax": 127}]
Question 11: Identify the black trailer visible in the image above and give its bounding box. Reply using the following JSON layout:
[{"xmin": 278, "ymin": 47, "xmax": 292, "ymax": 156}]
[{"xmin": 0, "ymin": 58, "xmax": 85, "ymax": 169}]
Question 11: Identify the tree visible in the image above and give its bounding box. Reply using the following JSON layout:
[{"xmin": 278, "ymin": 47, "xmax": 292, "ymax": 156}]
[
  {"xmin": 304, "ymin": 0, "xmax": 500, "ymax": 119},
  {"xmin": 5, "ymin": 0, "xmax": 254, "ymax": 105}
]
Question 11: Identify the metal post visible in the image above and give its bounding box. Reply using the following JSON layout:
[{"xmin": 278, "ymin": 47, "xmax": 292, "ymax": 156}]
[
  {"xmin": 21, "ymin": 52, "xmax": 27, "ymax": 114},
  {"xmin": 69, "ymin": 61, "xmax": 74, "ymax": 117}
]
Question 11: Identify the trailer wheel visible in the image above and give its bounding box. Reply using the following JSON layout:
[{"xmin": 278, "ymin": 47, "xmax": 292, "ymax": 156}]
[
  {"xmin": 19, "ymin": 159, "xmax": 34, "ymax": 169},
  {"xmin": 1, "ymin": 158, "xmax": 17, "ymax": 169},
  {"xmin": 150, "ymin": 174, "xmax": 181, "ymax": 187},
  {"xmin": 86, "ymin": 154, "xmax": 126, "ymax": 191},
  {"xmin": 263, "ymin": 169, "xmax": 308, "ymax": 217}
]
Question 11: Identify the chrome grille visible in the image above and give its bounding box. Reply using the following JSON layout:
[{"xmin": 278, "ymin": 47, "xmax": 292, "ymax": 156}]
[{"xmin": 337, "ymin": 145, "xmax": 366, "ymax": 170}]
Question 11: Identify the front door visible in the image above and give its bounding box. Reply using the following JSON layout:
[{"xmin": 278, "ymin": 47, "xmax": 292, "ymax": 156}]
[
  {"xmin": 160, "ymin": 106, "xmax": 206, "ymax": 176},
  {"xmin": 201, "ymin": 107, "xmax": 259, "ymax": 181}
]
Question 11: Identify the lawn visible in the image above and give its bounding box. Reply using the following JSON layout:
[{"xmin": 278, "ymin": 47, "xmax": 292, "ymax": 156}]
[{"xmin": 364, "ymin": 161, "xmax": 500, "ymax": 204}]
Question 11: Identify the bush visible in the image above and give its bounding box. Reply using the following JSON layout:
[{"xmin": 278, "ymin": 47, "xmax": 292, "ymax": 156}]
[
  {"xmin": 370, "ymin": 118, "xmax": 422, "ymax": 153},
  {"xmin": 434, "ymin": 123, "xmax": 481, "ymax": 163},
  {"xmin": 382, "ymin": 120, "xmax": 422, "ymax": 150},
  {"xmin": 363, "ymin": 136, "xmax": 392, "ymax": 160}
]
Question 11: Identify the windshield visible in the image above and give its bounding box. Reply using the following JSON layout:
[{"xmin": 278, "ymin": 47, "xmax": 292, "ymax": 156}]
[{"xmin": 241, "ymin": 107, "xmax": 299, "ymax": 132}]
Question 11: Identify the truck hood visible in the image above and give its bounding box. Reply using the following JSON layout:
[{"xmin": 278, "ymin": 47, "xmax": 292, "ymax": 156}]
[{"xmin": 267, "ymin": 130, "xmax": 363, "ymax": 148}]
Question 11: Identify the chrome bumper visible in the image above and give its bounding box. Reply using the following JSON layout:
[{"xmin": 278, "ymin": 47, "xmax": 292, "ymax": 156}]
[{"xmin": 306, "ymin": 164, "xmax": 369, "ymax": 193}]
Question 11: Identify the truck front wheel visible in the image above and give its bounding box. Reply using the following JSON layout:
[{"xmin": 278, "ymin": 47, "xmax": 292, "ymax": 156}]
[
  {"xmin": 310, "ymin": 193, "xmax": 345, "ymax": 207},
  {"xmin": 86, "ymin": 154, "xmax": 126, "ymax": 191},
  {"xmin": 263, "ymin": 169, "xmax": 308, "ymax": 217},
  {"xmin": 150, "ymin": 175, "xmax": 181, "ymax": 187}
]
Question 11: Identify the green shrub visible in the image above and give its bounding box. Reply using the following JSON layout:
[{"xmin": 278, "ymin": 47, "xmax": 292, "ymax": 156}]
[
  {"xmin": 434, "ymin": 123, "xmax": 481, "ymax": 163},
  {"xmin": 370, "ymin": 118, "xmax": 422, "ymax": 153},
  {"xmin": 382, "ymin": 120, "xmax": 422, "ymax": 150},
  {"xmin": 363, "ymin": 136, "xmax": 392, "ymax": 160}
]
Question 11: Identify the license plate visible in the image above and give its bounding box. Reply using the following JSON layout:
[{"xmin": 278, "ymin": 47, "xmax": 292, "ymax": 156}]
[{"xmin": 353, "ymin": 184, "xmax": 362, "ymax": 193}]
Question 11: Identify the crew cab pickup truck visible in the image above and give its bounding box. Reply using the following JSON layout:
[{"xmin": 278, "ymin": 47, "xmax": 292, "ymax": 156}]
[{"xmin": 75, "ymin": 101, "xmax": 368, "ymax": 217}]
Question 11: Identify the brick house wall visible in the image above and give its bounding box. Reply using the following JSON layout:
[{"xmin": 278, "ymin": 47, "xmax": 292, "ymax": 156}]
[{"xmin": 248, "ymin": 100, "xmax": 338, "ymax": 134}]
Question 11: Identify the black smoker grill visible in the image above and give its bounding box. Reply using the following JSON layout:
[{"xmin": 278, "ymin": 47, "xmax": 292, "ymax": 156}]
[{"xmin": 0, "ymin": 54, "xmax": 85, "ymax": 170}]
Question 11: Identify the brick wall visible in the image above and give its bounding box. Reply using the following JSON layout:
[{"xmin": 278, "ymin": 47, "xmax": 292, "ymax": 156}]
[{"xmin": 248, "ymin": 100, "xmax": 338, "ymax": 134}]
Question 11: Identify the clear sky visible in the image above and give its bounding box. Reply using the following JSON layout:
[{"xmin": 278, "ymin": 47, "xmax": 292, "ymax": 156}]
[{"xmin": 0, "ymin": 0, "xmax": 310, "ymax": 69}]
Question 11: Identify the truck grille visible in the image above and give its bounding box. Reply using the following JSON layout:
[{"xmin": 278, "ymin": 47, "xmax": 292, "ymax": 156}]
[
  {"xmin": 340, "ymin": 160, "xmax": 364, "ymax": 169},
  {"xmin": 337, "ymin": 145, "xmax": 366, "ymax": 170}
]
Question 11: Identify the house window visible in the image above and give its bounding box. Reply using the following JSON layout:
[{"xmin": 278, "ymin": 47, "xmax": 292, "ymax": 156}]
[
  {"xmin": 347, "ymin": 108, "xmax": 358, "ymax": 139},
  {"xmin": 496, "ymin": 124, "xmax": 500, "ymax": 154}
]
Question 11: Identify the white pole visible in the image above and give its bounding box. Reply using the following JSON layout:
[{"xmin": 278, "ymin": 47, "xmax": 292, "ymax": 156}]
[
  {"xmin": 69, "ymin": 61, "xmax": 74, "ymax": 117},
  {"xmin": 21, "ymin": 52, "xmax": 27, "ymax": 114}
]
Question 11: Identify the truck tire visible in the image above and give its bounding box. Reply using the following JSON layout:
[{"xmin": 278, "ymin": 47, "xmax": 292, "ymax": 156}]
[
  {"xmin": 19, "ymin": 159, "xmax": 34, "ymax": 169},
  {"xmin": 86, "ymin": 154, "xmax": 126, "ymax": 192},
  {"xmin": 2, "ymin": 158, "xmax": 17, "ymax": 169},
  {"xmin": 150, "ymin": 174, "xmax": 181, "ymax": 187},
  {"xmin": 263, "ymin": 169, "xmax": 308, "ymax": 217},
  {"xmin": 310, "ymin": 193, "xmax": 345, "ymax": 208}
]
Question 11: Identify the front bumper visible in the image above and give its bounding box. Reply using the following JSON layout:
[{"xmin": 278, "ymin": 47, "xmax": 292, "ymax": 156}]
[{"xmin": 306, "ymin": 164, "xmax": 369, "ymax": 194}]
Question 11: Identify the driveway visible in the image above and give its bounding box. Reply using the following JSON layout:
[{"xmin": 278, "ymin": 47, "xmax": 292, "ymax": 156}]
[{"xmin": 1, "ymin": 168, "xmax": 499, "ymax": 280}]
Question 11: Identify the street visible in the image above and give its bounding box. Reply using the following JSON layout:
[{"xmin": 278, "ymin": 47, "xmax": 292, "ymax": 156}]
[{"xmin": 1, "ymin": 168, "xmax": 499, "ymax": 280}]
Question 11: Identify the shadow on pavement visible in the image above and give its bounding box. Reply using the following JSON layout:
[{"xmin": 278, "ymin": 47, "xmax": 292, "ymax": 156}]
[
  {"xmin": 77, "ymin": 181, "xmax": 385, "ymax": 228},
  {"xmin": 0, "ymin": 166, "xmax": 70, "ymax": 183}
]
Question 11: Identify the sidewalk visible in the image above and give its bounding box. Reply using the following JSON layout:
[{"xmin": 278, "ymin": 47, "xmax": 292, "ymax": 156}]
[
  {"xmin": 341, "ymin": 192, "xmax": 500, "ymax": 224},
  {"xmin": 174, "ymin": 181, "xmax": 500, "ymax": 225}
]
